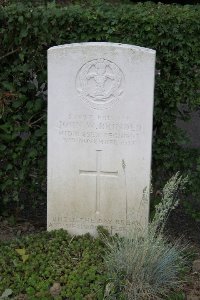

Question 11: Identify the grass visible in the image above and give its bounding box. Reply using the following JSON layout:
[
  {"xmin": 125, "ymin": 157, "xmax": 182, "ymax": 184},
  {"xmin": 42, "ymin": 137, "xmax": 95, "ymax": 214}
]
[{"xmin": 102, "ymin": 173, "xmax": 190, "ymax": 300}]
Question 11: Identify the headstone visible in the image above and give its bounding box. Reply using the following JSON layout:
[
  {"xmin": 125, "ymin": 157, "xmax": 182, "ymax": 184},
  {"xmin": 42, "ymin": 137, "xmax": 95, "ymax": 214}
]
[{"xmin": 47, "ymin": 42, "xmax": 156, "ymax": 236}]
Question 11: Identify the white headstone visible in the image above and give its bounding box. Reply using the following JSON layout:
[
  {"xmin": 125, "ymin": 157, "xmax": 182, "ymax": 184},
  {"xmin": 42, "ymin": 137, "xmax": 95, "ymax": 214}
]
[{"xmin": 47, "ymin": 42, "xmax": 156, "ymax": 236}]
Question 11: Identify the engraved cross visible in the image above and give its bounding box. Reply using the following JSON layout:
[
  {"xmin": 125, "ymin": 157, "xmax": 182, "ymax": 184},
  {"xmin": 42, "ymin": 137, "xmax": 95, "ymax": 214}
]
[{"xmin": 79, "ymin": 150, "xmax": 118, "ymax": 214}]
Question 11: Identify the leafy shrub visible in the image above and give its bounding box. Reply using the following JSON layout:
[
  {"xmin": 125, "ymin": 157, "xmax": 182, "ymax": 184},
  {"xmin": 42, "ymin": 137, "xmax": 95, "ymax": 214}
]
[
  {"xmin": 103, "ymin": 173, "xmax": 189, "ymax": 299},
  {"xmin": 0, "ymin": 229, "xmax": 108, "ymax": 299},
  {"xmin": 0, "ymin": 1, "xmax": 200, "ymax": 216}
]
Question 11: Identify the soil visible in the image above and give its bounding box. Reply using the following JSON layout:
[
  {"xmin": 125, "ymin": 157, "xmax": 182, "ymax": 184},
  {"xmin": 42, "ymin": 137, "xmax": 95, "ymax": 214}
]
[
  {"xmin": 166, "ymin": 207, "xmax": 200, "ymax": 299},
  {"xmin": 166, "ymin": 206, "xmax": 200, "ymax": 248},
  {"xmin": 0, "ymin": 206, "xmax": 200, "ymax": 299}
]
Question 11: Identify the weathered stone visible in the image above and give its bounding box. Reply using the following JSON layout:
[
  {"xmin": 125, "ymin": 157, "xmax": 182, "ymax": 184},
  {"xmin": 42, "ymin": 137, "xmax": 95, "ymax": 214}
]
[
  {"xmin": 49, "ymin": 282, "xmax": 61, "ymax": 298},
  {"xmin": 192, "ymin": 259, "xmax": 200, "ymax": 273},
  {"xmin": 47, "ymin": 42, "xmax": 156, "ymax": 236}
]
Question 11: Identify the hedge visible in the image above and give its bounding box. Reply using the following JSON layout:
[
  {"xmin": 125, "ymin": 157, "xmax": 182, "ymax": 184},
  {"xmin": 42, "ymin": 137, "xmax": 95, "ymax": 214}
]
[{"xmin": 0, "ymin": 1, "xmax": 200, "ymax": 218}]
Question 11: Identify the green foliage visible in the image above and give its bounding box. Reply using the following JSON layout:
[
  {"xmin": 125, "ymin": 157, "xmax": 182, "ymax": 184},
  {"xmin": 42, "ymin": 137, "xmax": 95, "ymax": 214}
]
[
  {"xmin": 166, "ymin": 292, "xmax": 185, "ymax": 300},
  {"xmin": 0, "ymin": 0, "xmax": 200, "ymax": 215},
  {"xmin": 0, "ymin": 229, "xmax": 108, "ymax": 299},
  {"xmin": 15, "ymin": 248, "xmax": 29, "ymax": 262},
  {"xmin": 103, "ymin": 173, "xmax": 189, "ymax": 300}
]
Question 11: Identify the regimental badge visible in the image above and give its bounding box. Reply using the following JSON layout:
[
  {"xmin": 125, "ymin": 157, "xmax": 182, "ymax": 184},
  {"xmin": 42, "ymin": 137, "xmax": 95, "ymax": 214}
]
[{"xmin": 76, "ymin": 58, "xmax": 124, "ymax": 110}]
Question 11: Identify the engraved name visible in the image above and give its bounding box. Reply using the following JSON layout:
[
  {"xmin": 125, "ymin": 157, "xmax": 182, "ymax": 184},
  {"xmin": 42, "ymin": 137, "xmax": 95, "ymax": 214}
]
[{"xmin": 57, "ymin": 114, "xmax": 142, "ymax": 146}]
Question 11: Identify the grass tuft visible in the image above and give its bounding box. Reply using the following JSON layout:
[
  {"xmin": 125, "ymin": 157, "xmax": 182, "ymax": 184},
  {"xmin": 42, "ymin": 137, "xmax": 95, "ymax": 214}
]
[{"xmin": 103, "ymin": 172, "xmax": 189, "ymax": 300}]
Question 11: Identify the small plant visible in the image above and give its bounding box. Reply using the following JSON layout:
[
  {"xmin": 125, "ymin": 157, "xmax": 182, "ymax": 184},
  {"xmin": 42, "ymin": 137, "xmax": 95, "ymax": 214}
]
[
  {"xmin": 103, "ymin": 172, "xmax": 189, "ymax": 300},
  {"xmin": 0, "ymin": 230, "xmax": 108, "ymax": 299}
]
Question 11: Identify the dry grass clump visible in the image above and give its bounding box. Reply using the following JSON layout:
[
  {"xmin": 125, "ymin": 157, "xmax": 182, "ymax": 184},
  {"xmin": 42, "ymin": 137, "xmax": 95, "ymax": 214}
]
[{"xmin": 103, "ymin": 173, "xmax": 189, "ymax": 300}]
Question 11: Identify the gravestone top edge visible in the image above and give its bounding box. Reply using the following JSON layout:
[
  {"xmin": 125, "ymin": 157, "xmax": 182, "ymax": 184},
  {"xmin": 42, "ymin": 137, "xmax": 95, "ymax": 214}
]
[{"xmin": 48, "ymin": 42, "xmax": 156, "ymax": 55}]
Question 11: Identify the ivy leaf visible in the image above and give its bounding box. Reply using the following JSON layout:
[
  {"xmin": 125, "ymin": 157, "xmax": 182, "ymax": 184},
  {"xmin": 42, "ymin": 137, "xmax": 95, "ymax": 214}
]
[
  {"xmin": 19, "ymin": 53, "xmax": 24, "ymax": 62},
  {"xmin": 21, "ymin": 28, "xmax": 28, "ymax": 38},
  {"xmin": 18, "ymin": 16, "xmax": 23, "ymax": 23},
  {"xmin": 15, "ymin": 248, "xmax": 26, "ymax": 256},
  {"xmin": 0, "ymin": 145, "xmax": 6, "ymax": 151},
  {"xmin": 22, "ymin": 254, "xmax": 29, "ymax": 263}
]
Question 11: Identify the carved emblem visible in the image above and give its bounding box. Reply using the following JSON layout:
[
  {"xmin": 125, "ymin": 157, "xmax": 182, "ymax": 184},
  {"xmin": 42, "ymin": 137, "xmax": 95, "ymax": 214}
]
[{"xmin": 76, "ymin": 58, "xmax": 124, "ymax": 109}]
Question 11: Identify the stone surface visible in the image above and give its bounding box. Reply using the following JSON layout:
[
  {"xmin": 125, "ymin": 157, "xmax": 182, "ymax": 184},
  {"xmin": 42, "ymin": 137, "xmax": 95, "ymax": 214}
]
[
  {"xmin": 193, "ymin": 260, "xmax": 200, "ymax": 273},
  {"xmin": 49, "ymin": 282, "xmax": 61, "ymax": 298},
  {"xmin": 47, "ymin": 42, "xmax": 156, "ymax": 236}
]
